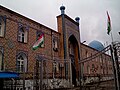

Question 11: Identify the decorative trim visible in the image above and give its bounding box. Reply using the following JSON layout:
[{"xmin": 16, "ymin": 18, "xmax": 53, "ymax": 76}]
[
  {"xmin": 18, "ymin": 22, "xmax": 29, "ymax": 31},
  {"xmin": 36, "ymin": 54, "xmax": 44, "ymax": 61},
  {"xmin": 17, "ymin": 23, "xmax": 29, "ymax": 43}
]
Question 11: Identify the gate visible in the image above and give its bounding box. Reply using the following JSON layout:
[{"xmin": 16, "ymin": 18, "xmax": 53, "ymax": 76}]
[{"xmin": 2, "ymin": 41, "xmax": 120, "ymax": 90}]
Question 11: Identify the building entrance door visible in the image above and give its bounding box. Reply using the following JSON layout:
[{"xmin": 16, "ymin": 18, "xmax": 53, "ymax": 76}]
[
  {"xmin": 68, "ymin": 35, "xmax": 80, "ymax": 86},
  {"xmin": 70, "ymin": 55, "xmax": 76, "ymax": 86}
]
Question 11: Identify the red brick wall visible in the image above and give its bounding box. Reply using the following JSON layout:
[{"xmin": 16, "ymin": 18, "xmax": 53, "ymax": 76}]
[
  {"xmin": 80, "ymin": 44, "xmax": 113, "ymax": 76},
  {"xmin": 0, "ymin": 6, "xmax": 60, "ymax": 77}
]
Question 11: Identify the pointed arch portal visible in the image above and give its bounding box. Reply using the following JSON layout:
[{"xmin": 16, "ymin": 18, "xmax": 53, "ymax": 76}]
[{"xmin": 68, "ymin": 35, "xmax": 80, "ymax": 86}]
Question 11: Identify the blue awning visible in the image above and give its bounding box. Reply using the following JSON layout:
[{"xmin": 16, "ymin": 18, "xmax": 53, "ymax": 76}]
[{"xmin": 0, "ymin": 72, "xmax": 19, "ymax": 78}]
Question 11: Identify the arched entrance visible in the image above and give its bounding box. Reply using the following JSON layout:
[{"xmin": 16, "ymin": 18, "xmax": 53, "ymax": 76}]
[{"xmin": 68, "ymin": 35, "xmax": 79, "ymax": 86}]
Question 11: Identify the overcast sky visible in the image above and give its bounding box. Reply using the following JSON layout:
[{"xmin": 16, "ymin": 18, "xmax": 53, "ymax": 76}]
[{"xmin": 0, "ymin": 0, "xmax": 120, "ymax": 46}]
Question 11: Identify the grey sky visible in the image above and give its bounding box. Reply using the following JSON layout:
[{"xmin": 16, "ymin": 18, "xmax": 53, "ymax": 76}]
[{"xmin": 0, "ymin": 0, "xmax": 120, "ymax": 46}]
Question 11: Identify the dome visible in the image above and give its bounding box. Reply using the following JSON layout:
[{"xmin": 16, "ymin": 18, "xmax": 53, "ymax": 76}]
[
  {"xmin": 88, "ymin": 40, "xmax": 104, "ymax": 51},
  {"xmin": 60, "ymin": 6, "xmax": 65, "ymax": 10}
]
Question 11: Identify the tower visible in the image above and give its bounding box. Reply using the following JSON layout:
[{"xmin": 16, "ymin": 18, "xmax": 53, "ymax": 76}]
[{"xmin": 57, "ymin": 6, "xmax": 81, "ymax": 86}]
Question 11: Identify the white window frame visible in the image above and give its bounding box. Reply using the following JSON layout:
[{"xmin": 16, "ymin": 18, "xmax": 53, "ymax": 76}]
[
  {"xmin": 0, "ymin": 18, "xmax": 5, "ymax": 37},
  {"xmin": 17, "ymin": 53, "xmax": 27, "ymax": 72},
  {"xmin": 53, "ymin": 39, "xmax": 58, "ymax": 51},
  {"xmin": 18, "ymin": 27, "xmax": 28, "ymax": 43},
  {"xmin": 17, "ymin": 55, "xmax": 24, "ymax": 72}
]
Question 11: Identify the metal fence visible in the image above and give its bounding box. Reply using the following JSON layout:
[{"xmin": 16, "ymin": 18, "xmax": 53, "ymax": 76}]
[
  {"xmin": 2, "ymin": 42, "xmax": 120, "ymax": 90},
  {"xmin": 79, "ymin": 42, "xmax": 120, "ymax": 90}
]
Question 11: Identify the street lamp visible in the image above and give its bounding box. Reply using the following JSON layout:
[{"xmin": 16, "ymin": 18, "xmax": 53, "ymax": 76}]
[{"xmin": 81, "ymin": 41, "xmax": 86, "ymax": 44}]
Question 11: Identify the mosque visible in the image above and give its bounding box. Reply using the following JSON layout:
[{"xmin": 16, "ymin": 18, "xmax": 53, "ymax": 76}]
[{"xmin": 0, "ymin": 5, "xmax": 113, "ymax": 89}]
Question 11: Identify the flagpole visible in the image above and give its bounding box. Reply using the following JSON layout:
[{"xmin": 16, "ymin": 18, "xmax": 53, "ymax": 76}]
[
  {"xmin": 110, "ymin": 31, "xmax": 114, "ymax": 43},
  {"xmin": 106, "ymin": 11, "xmax": 120, "ymax": 90},
  {"xmin": 110, "ymin": 29, "xmax": 120, "ymax": 90}
]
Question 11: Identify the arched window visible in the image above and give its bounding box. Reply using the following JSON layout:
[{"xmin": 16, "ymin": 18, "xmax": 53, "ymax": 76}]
[
  {"xmin": 17, "ymin": 53, "xmax": 27, "ymax": 72},
  {"xmin": 0, "ymin": 17, "xmax": 5, "ymax": 37},
  {"xmin": 53, "ymin": 37, "xmax": 58, "ymax": 52},
  {"xmin": 87, "ymin": 65, "xmax": 90, "ymax": 74},
  {"xmin": 0, "ymin": 47, "xmax": 3, "ymax": 71},
  {"xmin": 18, "ymin": 27, "xmax": 28, "ymax": 43}
]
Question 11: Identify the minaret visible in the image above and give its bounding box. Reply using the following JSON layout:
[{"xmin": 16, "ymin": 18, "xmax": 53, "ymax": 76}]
[
  {"xmin": 60, "ymin": 5, "xmax": 67, "ymax": 59},
  {"xmin": 60, "ymin": 5, "xmax": 68, "ymax": 79},
  {"xmin": 75, "ymin": 17, "xmax": 81, "ymax": 44}
]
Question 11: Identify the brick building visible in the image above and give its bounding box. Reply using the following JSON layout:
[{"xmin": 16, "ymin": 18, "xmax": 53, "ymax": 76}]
[
  {"xmin": 0, "ymin": 5, "xmax": 113, "ymax": 89},
  {"xmin": 80, "ymin": 43, "xmax": 113, "ymax": 85}
]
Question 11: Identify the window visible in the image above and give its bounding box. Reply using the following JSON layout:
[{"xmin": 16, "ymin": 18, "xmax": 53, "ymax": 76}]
[
  {"xmin": 0, "ymin": 51, "xmax": 2, "ymax": 71},
  {"xmin": 54, "ymin": 62, "xmax": 59, "ymax": 74},
  {"xmin": 53, "ymin": 38, "xmax": 58, "ymax": 51},
  {"xmin": 81, "ymin": 63, "xmax": 84, "ymax": 75},
  {"xmin": 92, "ymin": 64, "xmax": 95, "ymax": 69},
  {"xmin": 0, "ymin": 17, "xmax": 5, "ymax": 37},
  {"xmin": 17, "ymin": 53, "xmax": 27, "ymax": 72},
  {"xmin": 87, "ymin": 65, "xmax": 90, "ymax": 74},
  {"xmin": 18, "ymin": 27, "xmax": 28, "ymax": 43},
  {"xmin": 0, "ymin": 22, "xmax": 1, "ymax": 34},
  {"xmin": 86, "ymin": 51, "xmax": 89, "ymax": 57},
  {"xmin": 0, "ymin": 46, "xmax": 3, "ymax": 71}
]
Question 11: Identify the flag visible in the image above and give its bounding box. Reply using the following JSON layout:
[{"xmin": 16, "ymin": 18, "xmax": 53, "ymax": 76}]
[
  {"xmin": 32, "ymin": 34, "xmax": 44, "ymax": 50},
  {"xmin": 107, "ymin": 11, "xmax": 111, "ymax": 35}
]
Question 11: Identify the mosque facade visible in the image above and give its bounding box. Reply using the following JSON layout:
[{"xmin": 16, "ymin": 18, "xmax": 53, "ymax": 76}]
[{"xmin": 0, "ymin": 5, "xmax": 113, "ymax": 89}]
